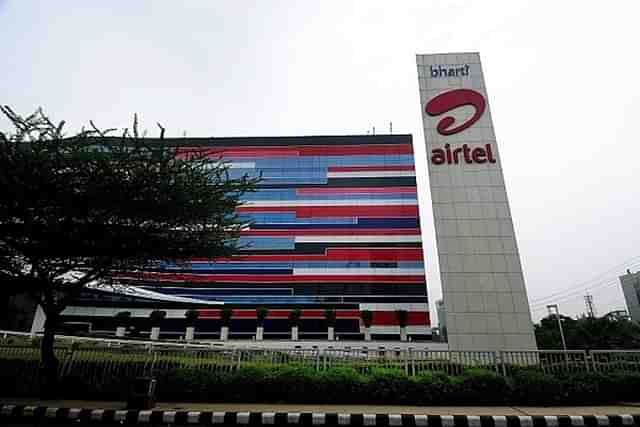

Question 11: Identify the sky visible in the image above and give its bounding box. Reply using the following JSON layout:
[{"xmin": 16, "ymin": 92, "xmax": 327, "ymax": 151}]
[{"xmin": 2, "ymin": 1, "xmax": 639, "ymax": 323}]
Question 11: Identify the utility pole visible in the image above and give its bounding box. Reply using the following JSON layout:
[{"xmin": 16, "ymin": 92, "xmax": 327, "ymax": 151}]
[
  {"xmin": 584, "ymin": 294, "xmax": 596, "ymax": 318},
  {"xmin": 547, "ymin": 304, "xmax": 567, "ymax": 350}
]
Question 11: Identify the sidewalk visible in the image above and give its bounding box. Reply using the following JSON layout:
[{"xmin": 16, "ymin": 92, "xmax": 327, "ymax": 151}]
[{"xmin": 3, "ymin": 398, "xmax": 640, "ymax": 415}]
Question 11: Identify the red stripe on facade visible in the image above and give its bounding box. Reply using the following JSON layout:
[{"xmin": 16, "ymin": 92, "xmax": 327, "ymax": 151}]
[
  {"xmin": 296, "ymin": 187, "xmax": 417, "ymax": 195},
  {"xmin": 240, "ymin": 228, "xmax": 421, "ymax": 237},
  {"xmin": 371, "ymin": 311, "xmax": 430, "ymax": 326},
  {"xmin": 195, "ymin": 248, "xmax": 424, "ymax": 262},
  {"xmin": 175, "ymin": 148, "xmax": 300, "ymax": 158},
  {"xmin": 297, "ymin": 145, "xmax": 414, "ymax": 156},
  {"xmin": 121, "ymin": 272, "xmax": 425, "ymax": 283},
  {"xmin": 197, "ymin": 309, "xmax": 360, "ymax": 319},
  {"xmin": 176, "ymin": 144, "xmax": 413, "ymax": 158},
  {"xmin": 327, "ymin": 165, "xmax": 415, "ymax": 172},
  {"xmin": 237, "ymin": 205, "xmax": 419, "ymax": 218}
]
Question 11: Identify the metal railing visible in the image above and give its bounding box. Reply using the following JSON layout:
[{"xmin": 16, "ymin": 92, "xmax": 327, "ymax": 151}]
[{"xmin": 2, "ymin": 343, "xmax": 640, "ymax": 382}]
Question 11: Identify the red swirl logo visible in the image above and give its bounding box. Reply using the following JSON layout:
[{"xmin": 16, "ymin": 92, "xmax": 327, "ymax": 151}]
[{"xmin": 425, "ymin": 89, "xmax": 486, "ymax": 136}]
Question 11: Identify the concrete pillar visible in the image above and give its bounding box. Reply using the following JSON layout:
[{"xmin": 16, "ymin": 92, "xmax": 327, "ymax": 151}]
[
  {"xmin": 328, "ymin": 326, "xmax": 335, "ymax": 341},
  {"xmin": 291, "ymin": 326, "xmax": 299, "ymax": 341},
  {"xmin": 30, "ymin": 305, "xmax": 46, "ymax": 338},
  {"xmin": 220, "ymin": 326, "xmax": 229, "ymax": 341},
  {"xmin": 256, "ymin": 326, "xmax": 264, "ymax": 341},
  {"xmin": 185, "ymin": 326, "xmax": 195, "ymax": 341},
  {"xmin": 150, "ymin": 326, "xmax": 160, "ymax": 340}
]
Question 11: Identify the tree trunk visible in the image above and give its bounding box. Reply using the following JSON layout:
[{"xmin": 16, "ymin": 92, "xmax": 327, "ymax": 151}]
[{"xmin": 40, "ymin": 310, "xmax": 60, "ymax": 398}]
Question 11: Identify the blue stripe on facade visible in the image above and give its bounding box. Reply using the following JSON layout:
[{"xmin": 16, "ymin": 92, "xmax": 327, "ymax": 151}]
[
  {"xmin": 237, "ymin": 237, "xmax": 296, "ymax": 250},
  {"xmin": 248, "ymin": 155, "xmax": 415, "ymax": 168},
  {"xmin": 242, "ymin": 192, "xmax": 417, "ymax": 202}
]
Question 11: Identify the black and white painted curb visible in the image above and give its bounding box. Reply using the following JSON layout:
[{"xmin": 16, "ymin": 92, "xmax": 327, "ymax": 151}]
[{"xmin": 1, "ymin": 405, "xmax": 639, "ymax": 426}]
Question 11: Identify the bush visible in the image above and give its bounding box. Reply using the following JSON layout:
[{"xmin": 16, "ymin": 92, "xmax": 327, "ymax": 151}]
[
  {"xmin": 458, "ymin": 369, "xmax": 511, "ymax": 405},
  {"xmin": 510, "ymin": 369, "xmax": 562, "ymax": 405},
  {"xmin": 606, "ymin": 371, "xmax": 640, "ymax": 402},
  {"xmin": 4, "ymin": 355, "xmax": 640, "ymax": 405},
  {"xmin": 361, "ymin": 368, "xmax": 415, "ymax": 404},
  {"xmin": 414, "ymin": 371, "xmax": 455, "ymax": 405},
  {"xmin": 317, "ymin": 367, "xmax": 365, "ymax": 404}
]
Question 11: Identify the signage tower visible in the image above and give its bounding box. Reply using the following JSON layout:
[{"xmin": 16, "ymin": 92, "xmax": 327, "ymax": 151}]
[{"xmin": 417, "ymin": 52, "xmax": 537, "ymax": 350}]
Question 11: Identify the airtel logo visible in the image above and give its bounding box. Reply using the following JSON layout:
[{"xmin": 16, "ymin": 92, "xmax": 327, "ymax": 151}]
[{"xmin": 425, "ymin": 89, "xmax": 485, "ymax": 136}]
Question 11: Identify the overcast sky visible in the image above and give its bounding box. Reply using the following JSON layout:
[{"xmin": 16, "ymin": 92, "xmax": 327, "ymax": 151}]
[{"xmin": 2, "ymin": 1, "xmax": 639, "ymax": 322}]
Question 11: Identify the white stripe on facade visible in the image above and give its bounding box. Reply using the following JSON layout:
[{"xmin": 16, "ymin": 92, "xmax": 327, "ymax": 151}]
[
  {"xmin": 365, "ymin": 325, "xmax": 432, "ymax": 334},
  {"xmin": 359, "ymin": 303, "xmax": 429, "ymax": 311}
]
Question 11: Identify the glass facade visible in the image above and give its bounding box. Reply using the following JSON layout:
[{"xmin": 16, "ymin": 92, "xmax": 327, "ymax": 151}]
[{"xmin": 61, "ymin": 135, "xmax": 430, "ymax": 339}]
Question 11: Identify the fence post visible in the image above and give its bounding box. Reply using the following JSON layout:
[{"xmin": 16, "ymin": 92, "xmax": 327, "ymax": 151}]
[
  {"xmin": 583, "ymin": 350, "xmax": 590, "ymax": 372},
  {"xmin": 498, "ymin": 351, "xmax": 507, "ymax": 377},
  {"xmin": 409, "ymin": 348, "xmax": 415, "ymax": 376},
  {"xmin": 315, "ymin": 349, "xmax": 321, "ymax": 372}
]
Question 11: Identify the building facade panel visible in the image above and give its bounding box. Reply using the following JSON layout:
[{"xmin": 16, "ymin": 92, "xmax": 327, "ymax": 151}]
[
  {"xmin": 417, "ymin": 52, "xmax": 536, "ymax": 350},
  {"xmin": 57, "ymin": 135, "xmax": 430, "ymax": 339}
]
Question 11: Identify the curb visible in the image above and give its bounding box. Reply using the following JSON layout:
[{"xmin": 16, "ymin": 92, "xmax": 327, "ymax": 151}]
[{"xmin": 1, "ymin": 405, "xmax": 639, "ymax": 426}]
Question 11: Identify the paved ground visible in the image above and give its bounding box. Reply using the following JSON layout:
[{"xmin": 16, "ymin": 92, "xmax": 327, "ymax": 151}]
[{"xmin": 3, "ymin": 399, "xmax": 639, "ymax": 415}]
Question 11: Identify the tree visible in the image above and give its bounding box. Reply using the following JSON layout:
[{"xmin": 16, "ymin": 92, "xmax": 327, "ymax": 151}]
[
  {"xmin": 535, "ymin": 314, "xmax": 640, "ymax": 349},
  {"xmin": 395, "ymin": 309, "xmax": 408, "ymax": 341},
  {"xmin": 0, "ymin": 107, "xmax": 258, "ymax": 395},
  {"xmin": 324, "ymin": 308, "xmax": 336, "ymax": 341},
  {"xmin": 360, "ymin": 310, "xmax": 373, "ymax": 341},
  {"xmin": 184, "ymin": 309, "xmax": 199, "ymax": 341},
  {"xmin": 289, "ymin": 308, "xmax": 302, "ymax": 341},
  {"xmin": 185, "ymin": 309, "xmax": 199, "ymax": 326}
]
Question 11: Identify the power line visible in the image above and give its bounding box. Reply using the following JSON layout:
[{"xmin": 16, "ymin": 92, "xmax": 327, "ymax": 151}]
[
  {"xmin": 529, "ymin": 258, "xmax": 640, "ymax": 305},
  {"xmin": 530, "ymin": 280, "xmax": 621, "ymax": 309}
]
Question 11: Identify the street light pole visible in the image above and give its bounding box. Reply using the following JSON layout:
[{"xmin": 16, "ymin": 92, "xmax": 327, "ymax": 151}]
[{"xmin": 547, "ymin": 304, "xmax": 567, "ymax": 350}]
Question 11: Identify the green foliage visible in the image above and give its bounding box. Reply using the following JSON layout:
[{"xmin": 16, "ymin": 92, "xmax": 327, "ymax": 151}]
[
  {"xmin": 3, "ymin": 357, "xmax": 640, "ymax": 405},
  {"xmin": 256, "ymin": 307, "xmax": 269, "ymax": 326},
  {"xmin": 114, "ymin": 311, "xmax": 131, "ymax": 326},
  {"xmin": 288, "ymin": 308, "xmax": 302, "ymax": 327},
  {"xmin": 509, "ymin": 369, "xmax": 562, "ymax": 405},
  {"xmin": 360, "ymin": 310, "xmax": 373, "ymax": 328},
  {"xmin": 149, "ymin": 310, "xmax": 167, "ymax": 326},
  {"xmin": 324, "ymin": 308, "xmax": 336, "ymax": 327},
  {"xmin": 184, "ymin": 309, "xmax": 199, "ymax": 326},
  {"xmin": 220, "ymin": 307, "xmax": 233, "ymax": 327},
  {"xmin": 0, "ymin": 107, "xmax": 258, "ymax": 379},
  {"xmin": 535, "ymin": 314, "xmax": 640, "ymax": 349},
  {"xmin": 395, "ymin": 310, "xmax": 408, "ymax": 328},
  {"xmin": 458, "ymin": 368, "xmax": 510, "ymax": 404},
  {"xmin": 363, "ymin": 368, "xmax": 414, "ymax": 404}
]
